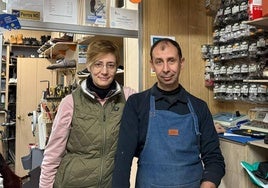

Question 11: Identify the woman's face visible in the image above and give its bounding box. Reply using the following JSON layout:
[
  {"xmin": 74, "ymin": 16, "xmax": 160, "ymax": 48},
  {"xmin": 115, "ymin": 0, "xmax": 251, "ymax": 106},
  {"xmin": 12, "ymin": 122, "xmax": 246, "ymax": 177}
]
[{"xmin": 88, "ymin": 53, "xmax": 117, "ymax": 89}]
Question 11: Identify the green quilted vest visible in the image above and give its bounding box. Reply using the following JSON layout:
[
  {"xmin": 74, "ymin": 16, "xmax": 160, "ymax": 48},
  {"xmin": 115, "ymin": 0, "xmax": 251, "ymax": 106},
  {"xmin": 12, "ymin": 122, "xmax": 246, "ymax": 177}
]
[{"xmin": 54, "ymin": 86, "xmax": 126, "ymax": 188}]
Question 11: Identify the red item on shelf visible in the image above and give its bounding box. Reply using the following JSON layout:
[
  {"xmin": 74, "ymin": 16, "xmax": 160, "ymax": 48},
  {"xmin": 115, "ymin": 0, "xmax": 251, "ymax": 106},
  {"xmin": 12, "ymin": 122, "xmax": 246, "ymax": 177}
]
[{"xmin": 248, "ymin": 0, "xmax": 263, "ymax": 20}]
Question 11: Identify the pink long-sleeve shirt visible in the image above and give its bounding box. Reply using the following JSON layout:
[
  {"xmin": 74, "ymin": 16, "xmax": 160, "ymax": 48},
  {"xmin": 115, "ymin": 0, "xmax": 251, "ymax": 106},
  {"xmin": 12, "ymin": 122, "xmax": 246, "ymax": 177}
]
[{"xmin": 39, "ymin": 87, "xmax": 136, "ymax": 188}]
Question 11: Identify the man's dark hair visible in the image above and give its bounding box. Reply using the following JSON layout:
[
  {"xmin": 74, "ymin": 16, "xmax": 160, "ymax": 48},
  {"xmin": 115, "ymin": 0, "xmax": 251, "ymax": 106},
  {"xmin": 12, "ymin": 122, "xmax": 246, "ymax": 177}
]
[{"xmin": 150, "ymin": 38, "xmax": 182, "ymax": 60}]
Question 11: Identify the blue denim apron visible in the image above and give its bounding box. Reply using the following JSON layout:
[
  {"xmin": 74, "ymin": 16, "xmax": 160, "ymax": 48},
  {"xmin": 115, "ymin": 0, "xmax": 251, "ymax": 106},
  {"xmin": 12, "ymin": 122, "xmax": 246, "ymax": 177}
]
[{"xmin": 135, "ymin": 96, "xmax": 203, "ymax": 188}]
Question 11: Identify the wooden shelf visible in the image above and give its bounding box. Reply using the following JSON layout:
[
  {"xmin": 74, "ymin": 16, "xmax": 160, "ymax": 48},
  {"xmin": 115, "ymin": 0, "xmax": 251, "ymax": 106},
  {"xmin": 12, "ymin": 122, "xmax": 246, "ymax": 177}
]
[
  {"xmin": 42, "ymin": 42, "xmax": 77, "ymax": 58},
  {"xmin": 77, "ymin": 70, "xmax": 124, "ymax": 79},
  {"xmin": 10, "ymin": 44, "xmax": 41, "ymax": 48},
  {"xmin": 249, "ymin": 139, "xmax": 268, "ymax": 149},
  {"xmin": 244, "ymin": 17, "xmax": 268, "ymax": 30},
  {"xmin": 243, "ymin": 79, "xmax": 268, "ymax": 83},
  {"xmin": 19, "ymin": 20, "xmax": 138, "ymax": 38}
]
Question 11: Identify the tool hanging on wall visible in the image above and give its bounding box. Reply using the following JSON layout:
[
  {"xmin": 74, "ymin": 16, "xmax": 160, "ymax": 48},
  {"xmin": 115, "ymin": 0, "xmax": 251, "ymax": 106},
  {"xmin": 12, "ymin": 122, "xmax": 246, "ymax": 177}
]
[
  {"xmin": 28, "ymin": 103, "xmax": 47, "ymax": 150},
  {"xmin": 40, "ymin": 80, "xmax": 50, "ymax": 99},
  {"xmin": 28, "ymin": 110, "xmax": 38, "ymax": 137}
]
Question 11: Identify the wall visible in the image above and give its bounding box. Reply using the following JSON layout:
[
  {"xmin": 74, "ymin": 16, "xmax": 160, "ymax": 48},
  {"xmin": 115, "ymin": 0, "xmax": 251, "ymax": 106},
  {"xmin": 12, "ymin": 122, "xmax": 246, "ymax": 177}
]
[
  {"xmin": 141, "ymin": 0, "xmax": 260, "ymax": 115},
  {"xmin": 142, "ymin": 0, "xmax": 212, "ymax": 106}
]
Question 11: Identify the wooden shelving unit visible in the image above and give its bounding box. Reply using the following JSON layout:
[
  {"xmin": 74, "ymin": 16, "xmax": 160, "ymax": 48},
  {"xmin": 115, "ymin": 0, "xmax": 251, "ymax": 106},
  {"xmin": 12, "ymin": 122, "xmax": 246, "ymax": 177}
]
[
  {"xmin": 244, "ymin": 17, "xmax": 268, "ymax": 30},
  {"xmin": 40, "ymin": 42, "xmax": 77, "ymax": 59}
]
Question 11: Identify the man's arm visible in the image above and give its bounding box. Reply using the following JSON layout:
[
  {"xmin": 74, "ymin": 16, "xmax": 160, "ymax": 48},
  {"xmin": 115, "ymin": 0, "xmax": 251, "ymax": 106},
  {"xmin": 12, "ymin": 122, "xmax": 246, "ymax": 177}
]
[
  {"xmin": 112, "ymin": 95, "xmax": 139, "ymax": 188},
  {"xmin": 199, "ymin": 103, "xmax": 225, "ymax": 187}
]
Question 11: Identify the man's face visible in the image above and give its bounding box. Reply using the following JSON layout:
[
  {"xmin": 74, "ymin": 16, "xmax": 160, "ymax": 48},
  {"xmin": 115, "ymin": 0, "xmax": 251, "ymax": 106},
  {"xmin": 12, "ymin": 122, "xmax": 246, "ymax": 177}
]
[{"xmin": 150, "ymin": 42, "xmax": 184, "ymax": 91}]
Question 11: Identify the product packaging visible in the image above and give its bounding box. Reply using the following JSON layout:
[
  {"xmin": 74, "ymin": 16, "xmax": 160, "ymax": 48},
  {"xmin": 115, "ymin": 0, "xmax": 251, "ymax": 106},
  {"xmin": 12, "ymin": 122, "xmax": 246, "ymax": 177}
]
[{"xmin": 248, "ymin": 0, "xmax": 263, "ymax": 20}]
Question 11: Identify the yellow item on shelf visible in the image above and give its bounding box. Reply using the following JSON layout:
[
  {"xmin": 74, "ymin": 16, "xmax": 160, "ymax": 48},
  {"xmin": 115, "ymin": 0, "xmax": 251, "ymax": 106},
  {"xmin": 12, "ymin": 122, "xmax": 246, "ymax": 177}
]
[
  {"xmin": 17, "ymin": 34, "xmax": 23, "ymax": 45},
  {"xmin": 10, "ymin": 35, "xmax": 17, "ymax": 44}
]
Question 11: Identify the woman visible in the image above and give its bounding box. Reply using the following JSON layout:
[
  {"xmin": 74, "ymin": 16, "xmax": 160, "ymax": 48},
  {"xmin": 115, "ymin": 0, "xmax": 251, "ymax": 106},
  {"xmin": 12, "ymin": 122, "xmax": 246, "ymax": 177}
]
[{"xmin": 39, "ymin": 39, "xmax": 135, "ymax": 188}]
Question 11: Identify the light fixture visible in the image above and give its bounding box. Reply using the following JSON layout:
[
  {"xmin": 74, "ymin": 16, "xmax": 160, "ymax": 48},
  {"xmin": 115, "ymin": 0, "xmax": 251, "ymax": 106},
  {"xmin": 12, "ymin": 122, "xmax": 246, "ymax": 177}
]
[{"xmin": 130, "ymin": 0, "xmax": 141, "ymax": 3}]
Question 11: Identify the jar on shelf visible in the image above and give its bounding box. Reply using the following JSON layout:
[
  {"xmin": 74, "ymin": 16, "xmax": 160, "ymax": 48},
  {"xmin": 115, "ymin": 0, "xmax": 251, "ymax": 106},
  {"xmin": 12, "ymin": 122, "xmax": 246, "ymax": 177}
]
[
  {"xmin": 219, "ymin": 82, "xmax": 227, "ymax": 100},
  {"xmin": 240, "ymin": 82, "xmax": 249, "ymax": 101},
  {"xmin": 248, "ymin": 60, "xmax": 259, "ymax": 78},
  {"xmin": 241, "ymin": 61, "xmax": 249, "ymax": 80},
  {"xmin": 233, "ymin": 82, "xmax": 241, "ymax": 100},
  {"xmin": 201, "ymin": 44, "xmax": 211, "ymax": 59},
  {"xmin": 257, "ymin": 84, "xmax": 267, "ymax": 102},
  {"xmin": 213, "ymin": 83, "xmax": 221, "ymax": 99},
  {"xmin": 248, "ymin": 42, "xmax": 257, "ymax": 58},
  {"xmin": 226, "ymin": 62, "xmax": 234, "ymax": 80},
  {"xmin": 219, "ymin": 64, "xmax": 227, "ymax": 80},
  {"xmin": 225, "ymin": 83, "xmax": 234, "ymax": 100},
  {"xmin": 213, "ymin": 63, "xmax": 221, "ymax": 80},
  {"xmin": 238, "ymin": 1, "xmax": 249, "ymax": 21},
  {"xmin": 233, "ymin": 61, "xmax": 242, "ymax": 80},
  {"xmin": 248, "ymin": 83, "xmax": 258, "ymax": 102}
]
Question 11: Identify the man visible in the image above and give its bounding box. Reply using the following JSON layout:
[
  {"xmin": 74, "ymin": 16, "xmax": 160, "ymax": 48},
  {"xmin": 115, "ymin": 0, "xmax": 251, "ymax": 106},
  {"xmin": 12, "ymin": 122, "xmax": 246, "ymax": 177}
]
[{"xmin": 112, "ymin": 38, "xmax": 225, "ymax": 188}]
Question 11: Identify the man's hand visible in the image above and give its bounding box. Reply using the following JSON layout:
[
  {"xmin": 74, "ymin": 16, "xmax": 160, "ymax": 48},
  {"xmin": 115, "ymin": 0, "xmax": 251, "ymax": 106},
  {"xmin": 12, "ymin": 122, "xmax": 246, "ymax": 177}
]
[{"xmin": 214, "ymin": 122, "xmax": 225, "ymax": 134}]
